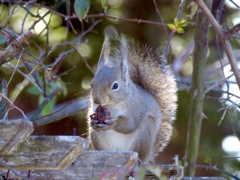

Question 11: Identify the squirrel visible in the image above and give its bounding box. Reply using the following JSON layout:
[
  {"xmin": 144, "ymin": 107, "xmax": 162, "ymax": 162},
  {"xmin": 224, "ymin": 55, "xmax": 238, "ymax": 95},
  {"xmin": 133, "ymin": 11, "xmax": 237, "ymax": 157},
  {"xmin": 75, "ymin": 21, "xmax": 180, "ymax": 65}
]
[{"xmin": 87, "ymin": 35, "xmax": 178, "ymax": 163}]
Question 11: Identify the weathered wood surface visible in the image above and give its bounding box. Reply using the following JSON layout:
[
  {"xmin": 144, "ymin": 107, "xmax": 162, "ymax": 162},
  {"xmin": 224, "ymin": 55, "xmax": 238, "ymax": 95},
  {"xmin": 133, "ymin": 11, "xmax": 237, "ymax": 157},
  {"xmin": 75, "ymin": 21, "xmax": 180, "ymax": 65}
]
[
  {"xmin": 142, "ymin": 164, "xmax": 184, "ymax": 179},
  {"xmin": 182, "ymin": 177, "xmax": 226, "ymax": 180},
  {"xmin": 0, "ymin": 150, "xmax": 138, "ymax": 179},
  {"xmin": 0, "ymin": 136, "xmax": 89, "ymax": 170},
  {"xmin": 0, "ymin": 119, "xmax": 34, "ymax": 155},
  {"xmin": 0, "ymin": 147, "xmax": 226, "ymax": 180}
]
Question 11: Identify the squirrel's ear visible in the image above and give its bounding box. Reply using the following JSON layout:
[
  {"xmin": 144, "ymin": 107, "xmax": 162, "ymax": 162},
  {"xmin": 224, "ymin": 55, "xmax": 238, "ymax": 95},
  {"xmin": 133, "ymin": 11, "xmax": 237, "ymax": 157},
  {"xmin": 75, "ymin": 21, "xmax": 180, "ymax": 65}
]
[
  {"xmin": 120, "ymin": 36, "xmax": 129, "ymax": 82},
  {"xmin": 98, "ymin": 36, "xmax": 111, "ymax": 65}
]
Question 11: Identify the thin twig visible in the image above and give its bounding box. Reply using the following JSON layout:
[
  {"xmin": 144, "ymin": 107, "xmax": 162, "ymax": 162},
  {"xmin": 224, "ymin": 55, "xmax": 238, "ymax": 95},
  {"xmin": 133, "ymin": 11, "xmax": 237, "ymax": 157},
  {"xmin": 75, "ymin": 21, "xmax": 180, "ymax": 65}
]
[
  {"xmin": 173, "ymin": 42, "xmax": 194, "ymax": 74},
  {"xmin": 206, "ymin": 95, "xmax": 240, "ymax": 108},
  {"xmin": 204, "ymin": 75, "xmax": 233, "ymax": 94},
  {"xmin": 0, "ymin": 29, "xmax": 33, "ymax": 63},
  {"xmin": 50, "ymin": 49, "xmax": 75, "ymax": 72},
  {"xmin": 229, "ymin": 0, "xmax": 240, "ymax": 8},
  {"xmin": 196, "ymin": 164, "xmax": 240, "ymax": 180},
  {"xmin": 49, "ymin": 19, "xmax": 101, "ymax": 75},
  {"xmin": 218, "ymin": 108, "xmax": 227, "ymax": 125},
  {"xmin": 176, "ymin": 0, "xmax": 186, "ymax": 19},
  {"xmin": 6, "ymin": 51, "xmax": 23, "ymax": 88},
  {"xmin": 23, "ymin": 61, "xmax": 43, "ymax": 91},
  {"xmin": 215, "ymin": 0, "xmax": 229, "ymax": 104},
  {"xmin": 0, "ymin": 93, "xmax": 27, "ymax": 119},
  {"xmin": 161, "ymin": 31, "xmax": 174, "ymax": 67},
  {"xmin": 161, "ymin": 0, "xmax": 186, "ymax": 66},
  {"xmin": 75, "ymin": 19, "xmax": 102, "ymax": 47},
  {"xmin": 52, "ymin": 0, "xmax": 71, "ymax": 75},
  {"xmin": 21, "ymin": 4, "xmax": 32, "ymax": 34},
  {"xmin": 7, "ymin": 62, "xmax": 44, "ymax": 94},
  {"xmin": 90, "ymin": 13, "xmax": 167, "ymax": 26},
  {"xmin": 216, "ymin": 0, "xmax": 225, "ymax": 22},
  {"xmin": 71, "ymin": 45, "xmax": 94, "ymax": 74},
  {"xmin": 152, "ymin": 0, "xmax": 168, "ymax": 38}
]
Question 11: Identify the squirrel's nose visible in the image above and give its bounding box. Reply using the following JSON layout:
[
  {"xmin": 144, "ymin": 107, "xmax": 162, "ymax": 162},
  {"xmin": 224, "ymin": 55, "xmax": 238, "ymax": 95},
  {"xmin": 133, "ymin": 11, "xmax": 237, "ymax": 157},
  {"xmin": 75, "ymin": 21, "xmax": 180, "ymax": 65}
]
[{"xmin": 93, "ymin": 97, "xmax": 102, "ymax": 105}]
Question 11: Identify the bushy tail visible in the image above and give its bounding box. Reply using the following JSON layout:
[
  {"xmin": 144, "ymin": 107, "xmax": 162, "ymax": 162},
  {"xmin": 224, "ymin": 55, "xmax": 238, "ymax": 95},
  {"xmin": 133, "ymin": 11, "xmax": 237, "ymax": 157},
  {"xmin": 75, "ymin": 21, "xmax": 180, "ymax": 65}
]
[{"xmin": 127, "ymin": 43, "xmax": 178, "ymax": 154}]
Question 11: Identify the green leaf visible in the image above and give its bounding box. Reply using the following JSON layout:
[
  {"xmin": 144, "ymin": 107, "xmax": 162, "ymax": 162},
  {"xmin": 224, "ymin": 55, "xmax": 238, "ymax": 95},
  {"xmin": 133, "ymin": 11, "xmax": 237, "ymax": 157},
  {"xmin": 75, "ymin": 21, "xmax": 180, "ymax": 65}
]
[
  {"xmin": 174, "ymin": 18, "xmax": 179, "ymax": 26},
  {"xmin": 31, "ymin": 88, "xmax": 61, "ymax": 120},
  {"xmin": 204, "ymin": 156, "xmax": 212, "ymax": 164},
  {"xmin": 178, "ymin": 160, "xmax": 183, "ymax": 166},
  {"xmin": 0, "ymin": 32, "xmax": 7, "ymax": 45},
  {"xmin": 0, "ymin": 79, "xmax": 8, "ymax": 119},
  {"xmin": 10, "ymin": 80, "xmax": 30, "ymax": 99},
  {"xmin": 39, "ymin": 95, "xmax": 57, "ymax": 116},
  {"xmin": 74, "ymin": 0, "xmax": 90, "ymax": 22},
  {"xmin": 179, "ymin": 19, "xmax": 187, "ymax": 27},
  {"xmin": 176, "ymin": 27, "xmax": 185, "ymax": 33},
  {"xmin": 168, "ymin": 24, "xmax": 176, "ymax": 30},
  {"xmin": 27, "ymin": 86, "xmax": 40, "ymax": 95},
  {"xmin": 101, "ymin": 0, "xmax": 108, "ymax": 12}
]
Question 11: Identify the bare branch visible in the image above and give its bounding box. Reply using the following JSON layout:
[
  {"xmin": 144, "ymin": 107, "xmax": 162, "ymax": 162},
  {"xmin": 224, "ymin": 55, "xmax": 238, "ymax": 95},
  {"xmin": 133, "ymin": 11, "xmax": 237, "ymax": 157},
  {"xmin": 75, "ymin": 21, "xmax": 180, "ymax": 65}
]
[
  {"xmin": 194, "ymin": 0, "xmax": 240, "ymax": 90},
  {"xmin": 33, "ymin": 3, "xmax": 168, "ymax": 27},
  {"xmin": 0, "ymin": 29, "xmax": 33, "ymax": 63},
  {"xmin": 225, "ymin": 23, "xmax": 240, "ymax": 40}
]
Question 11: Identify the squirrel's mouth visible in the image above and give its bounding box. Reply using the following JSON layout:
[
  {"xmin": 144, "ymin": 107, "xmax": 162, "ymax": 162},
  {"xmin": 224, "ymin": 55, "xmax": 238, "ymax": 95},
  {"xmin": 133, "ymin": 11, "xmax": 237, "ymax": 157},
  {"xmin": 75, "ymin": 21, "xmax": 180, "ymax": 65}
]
[{"xmin": 90, "ymin": 104, "xmax": 111, "ymax": 122}]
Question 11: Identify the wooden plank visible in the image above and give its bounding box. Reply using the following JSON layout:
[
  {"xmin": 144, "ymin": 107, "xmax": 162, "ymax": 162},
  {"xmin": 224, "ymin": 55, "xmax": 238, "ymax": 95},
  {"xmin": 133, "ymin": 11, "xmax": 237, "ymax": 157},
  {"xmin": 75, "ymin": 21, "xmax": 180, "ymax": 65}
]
[
  {"xmin": 0, "ymin": 119, "xmax": 34, "ymax": 155},
  {"xmin": 182, "ymin": 177, "xmax": 226, "ymax": 180},
  {"xmin": 0, "ymin": 136, "xmax": 89, "ymax": 170},
  {"xmin": 0, "ymin": 148, "xmax": 226, "ymax": 180},
  {"xmin": 142, "ymin": 166, "xmax": 224, "ymax": 180},
  {"xmin": 142, "ymin": 164, "xmax": 184, "ymax": 179},
  {"xmin": 0, "ymin": 150, "xmax": 138, "ymax": 179}
]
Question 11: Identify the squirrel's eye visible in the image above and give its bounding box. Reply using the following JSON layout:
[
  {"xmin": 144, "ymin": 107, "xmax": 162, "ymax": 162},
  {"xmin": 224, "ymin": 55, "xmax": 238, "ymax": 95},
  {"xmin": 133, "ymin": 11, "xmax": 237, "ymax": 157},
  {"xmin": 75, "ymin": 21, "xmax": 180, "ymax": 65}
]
[{"xmin": 111, "ymin": 82, "xmax": 119, "ymax": 90}]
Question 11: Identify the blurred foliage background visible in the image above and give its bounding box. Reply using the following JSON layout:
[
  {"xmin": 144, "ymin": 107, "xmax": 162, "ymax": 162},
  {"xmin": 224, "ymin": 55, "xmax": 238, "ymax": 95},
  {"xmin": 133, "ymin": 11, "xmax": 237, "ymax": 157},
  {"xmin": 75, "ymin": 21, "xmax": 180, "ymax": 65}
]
[{"xmin": 0, "ymin": 0, "xmax": 240, "ymax": 178}]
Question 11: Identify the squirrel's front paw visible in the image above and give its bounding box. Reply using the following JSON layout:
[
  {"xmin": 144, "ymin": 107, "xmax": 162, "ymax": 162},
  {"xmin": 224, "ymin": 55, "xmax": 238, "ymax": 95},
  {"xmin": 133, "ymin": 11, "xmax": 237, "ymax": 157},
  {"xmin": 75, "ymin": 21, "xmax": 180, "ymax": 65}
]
[{"xmin": 90, "ymin": 119, "xmax": 114, "ymax": 131}]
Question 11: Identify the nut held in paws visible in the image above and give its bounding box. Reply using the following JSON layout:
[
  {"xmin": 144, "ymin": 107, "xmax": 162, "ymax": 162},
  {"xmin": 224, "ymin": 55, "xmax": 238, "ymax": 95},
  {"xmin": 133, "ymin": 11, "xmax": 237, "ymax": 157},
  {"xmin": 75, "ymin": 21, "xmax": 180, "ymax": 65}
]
[{"xmin": 90, "ymin": 105, "xmax": 111, "ymax": 121}]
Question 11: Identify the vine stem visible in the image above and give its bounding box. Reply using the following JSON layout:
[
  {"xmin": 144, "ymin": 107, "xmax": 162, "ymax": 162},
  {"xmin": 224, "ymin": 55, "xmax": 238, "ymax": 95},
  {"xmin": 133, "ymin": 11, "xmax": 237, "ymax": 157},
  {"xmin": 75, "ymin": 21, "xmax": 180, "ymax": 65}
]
[{"xmin": 184, "ymin": 0, "xmax": 212, "ymax": 176}]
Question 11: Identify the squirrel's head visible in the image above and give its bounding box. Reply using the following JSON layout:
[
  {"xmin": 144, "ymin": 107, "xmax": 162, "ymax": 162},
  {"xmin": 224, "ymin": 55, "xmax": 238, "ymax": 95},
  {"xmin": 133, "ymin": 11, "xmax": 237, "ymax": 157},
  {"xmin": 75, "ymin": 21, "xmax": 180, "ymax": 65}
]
[{"xmin": 91, "ymin": 36, "xmax": 131, "ymax": 106}]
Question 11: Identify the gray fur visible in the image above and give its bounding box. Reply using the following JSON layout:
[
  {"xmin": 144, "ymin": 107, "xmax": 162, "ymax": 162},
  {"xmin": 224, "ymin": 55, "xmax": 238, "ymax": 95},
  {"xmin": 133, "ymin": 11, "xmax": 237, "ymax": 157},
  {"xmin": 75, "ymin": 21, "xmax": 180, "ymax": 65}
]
[{"xmin": 88, "ymin": 35, "xmax": 178, "ymax": 163}]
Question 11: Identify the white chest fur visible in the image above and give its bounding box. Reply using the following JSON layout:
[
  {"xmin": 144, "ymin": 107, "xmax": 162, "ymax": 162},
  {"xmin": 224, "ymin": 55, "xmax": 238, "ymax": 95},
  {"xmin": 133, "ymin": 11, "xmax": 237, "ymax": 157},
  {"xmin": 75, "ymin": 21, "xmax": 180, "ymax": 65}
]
[{"xmin": 97, "ymin": 130, "xmax": 135, "ymax": 150}]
